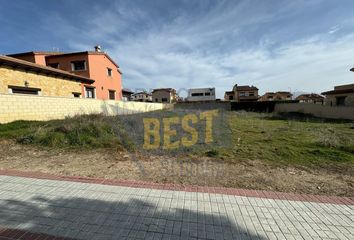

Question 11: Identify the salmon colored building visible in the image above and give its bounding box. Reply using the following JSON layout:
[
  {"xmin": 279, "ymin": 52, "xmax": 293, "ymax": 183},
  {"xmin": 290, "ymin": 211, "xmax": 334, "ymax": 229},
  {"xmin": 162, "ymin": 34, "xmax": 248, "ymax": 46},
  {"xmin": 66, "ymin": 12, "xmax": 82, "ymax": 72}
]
[{"xmin": 8, "ymin": 46, "xmax": 122, "ymax": 100}]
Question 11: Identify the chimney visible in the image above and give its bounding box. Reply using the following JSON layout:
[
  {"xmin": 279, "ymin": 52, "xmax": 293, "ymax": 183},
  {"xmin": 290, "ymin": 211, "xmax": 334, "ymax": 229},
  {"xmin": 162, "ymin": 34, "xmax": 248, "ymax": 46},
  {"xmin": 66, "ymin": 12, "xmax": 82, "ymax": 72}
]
[{"xmin": 94, "ymin": 45, "xmax": 101, "ymax": 52}]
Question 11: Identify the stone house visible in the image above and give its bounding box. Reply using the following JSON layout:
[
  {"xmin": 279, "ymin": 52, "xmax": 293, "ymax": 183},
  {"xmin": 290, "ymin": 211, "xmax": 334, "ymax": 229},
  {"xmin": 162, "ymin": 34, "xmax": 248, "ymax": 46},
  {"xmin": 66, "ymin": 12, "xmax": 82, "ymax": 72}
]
[
  {"xmin": 259, "ymin": 91, "xmax": 292, "ymax": 101},
  {"xmin": 224, "ymin": 91, "xmax": 234, "ymax": 101},
  {"xmin": 131, "ymin": 92, "xmax": 152, "ymax": 102},
  {"xmin": 7, "ymin": 46, "xmax": 122, "ymax": 100},
  {"xmin": 322, "ymin": 83, "xmax": 354, "ymax": 106},
  {"xmin": 224, "ymin": 84, "xmax": 258, "ymax": 102},
  {"xmin": 152, "ymin": 88, "xmax": 177, "ymax": 103},
  {"xmin": 122, "ymin": 88, "xmax": 134, "ymax": 101},
  {"xmin": 0, "ymin": 55, "xmax": 94, "ymax": 98},
  {"xmin": 258, "ymin": 92, "xmax": 275, "ymax": 101},
  {"xmin": 295, "ymin": 93, "xmax": 324, "ymax": 104}
]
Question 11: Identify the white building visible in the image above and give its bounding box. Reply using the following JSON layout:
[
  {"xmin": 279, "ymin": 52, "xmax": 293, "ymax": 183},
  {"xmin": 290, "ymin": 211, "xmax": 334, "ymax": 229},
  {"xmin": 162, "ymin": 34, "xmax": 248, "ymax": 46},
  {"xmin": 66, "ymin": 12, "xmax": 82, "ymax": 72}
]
[{"xmin": 187, "ymin": 88, "xmax": 216, "ymax": 102}]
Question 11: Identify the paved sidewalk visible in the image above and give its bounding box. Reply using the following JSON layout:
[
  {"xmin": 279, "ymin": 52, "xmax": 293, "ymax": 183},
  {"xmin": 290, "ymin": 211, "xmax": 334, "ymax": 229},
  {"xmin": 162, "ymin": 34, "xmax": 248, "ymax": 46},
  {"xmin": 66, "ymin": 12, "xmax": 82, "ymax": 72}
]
[{"xmin": 0, "ymin": 175, "xmax": 353, "ymax": 240}]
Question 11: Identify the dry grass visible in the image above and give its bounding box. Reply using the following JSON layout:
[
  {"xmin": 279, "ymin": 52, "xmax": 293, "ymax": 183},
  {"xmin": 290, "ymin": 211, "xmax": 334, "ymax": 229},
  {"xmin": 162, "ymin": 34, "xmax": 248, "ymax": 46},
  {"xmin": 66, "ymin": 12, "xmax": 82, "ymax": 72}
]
[
  {"xmin": 0, "ymin": 111, "xmax": 353, "ymax": 196},
  {"xmin": 0, "ymin": 139, "xmax": 353, "ymax": 196}
]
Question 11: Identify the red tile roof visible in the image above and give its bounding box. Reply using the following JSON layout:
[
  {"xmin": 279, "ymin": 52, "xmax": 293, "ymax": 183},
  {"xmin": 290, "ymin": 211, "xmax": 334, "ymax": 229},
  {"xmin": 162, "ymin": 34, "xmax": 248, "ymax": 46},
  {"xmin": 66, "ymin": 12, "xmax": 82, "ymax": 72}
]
[
  {"xmin": 0, "ymin": 55, "xmax": 94, "ymax": 84},
  {"xmin": 235, "ymin": 85, "xmax": 258, "ymax": 91},
  {"xmin": 276, "ymin": 91, "xmax": 292, "ymax": 95},
  {"xmin": 122, "ymin": 88, "xmax": 134, "ymax": 94},
  {"xmin": 263, "ymin": 92, "xmax": 275, "ymax": 95},
  {"xmin": 8, "ymin": 51, "xmax": 64, "ymax": 56},
  {"xmin": 45, "ymin": 51, "xmax": 120, "ymax": 68},
  {"xmin": 296, "ymin": 93, "xmax": 324, "ymax": 100},
  {"xmin": 132, "ymin": 91, "xmax": 151, "ymax": 96},
  {"xmin": 321, "ymin": 89, "xmax": 354, "ymax": 95},
  {"xmin": 8, "ymin": 51, "xmax": 121, "ymax": 70},
  {"xmin": 152, "ymin": 88, "xmax": 176, "ymax": 93}
]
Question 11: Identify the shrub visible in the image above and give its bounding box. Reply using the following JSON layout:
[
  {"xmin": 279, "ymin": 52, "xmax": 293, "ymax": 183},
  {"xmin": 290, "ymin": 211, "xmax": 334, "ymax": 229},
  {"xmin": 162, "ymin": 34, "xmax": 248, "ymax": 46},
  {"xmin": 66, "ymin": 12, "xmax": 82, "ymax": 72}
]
[
  {"xmin": 205, "ymin": 149, "xmax": 219, "ymax": 157},
  {"xmin": 14, "ymin": 114, "xmax": 135, "ymax": 150}
]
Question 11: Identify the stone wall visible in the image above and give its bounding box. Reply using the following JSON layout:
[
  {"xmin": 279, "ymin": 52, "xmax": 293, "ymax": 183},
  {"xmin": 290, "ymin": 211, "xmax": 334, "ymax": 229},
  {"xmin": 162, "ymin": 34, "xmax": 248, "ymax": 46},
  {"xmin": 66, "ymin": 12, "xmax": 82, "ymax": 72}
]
[
  {"xmin": 275, "ymin": 103, "xmax": 354, "ymax": 120},
  {"xmin": 175, "ymin": 101, "xmax": 231, "ymax": 111},
  {"xmin": 0, "ymin": 66, "xmax": 82, "ymax": 97},
  {"xmin": 0, "ymin": 94, "xmax": 172, "ymax": 123}
]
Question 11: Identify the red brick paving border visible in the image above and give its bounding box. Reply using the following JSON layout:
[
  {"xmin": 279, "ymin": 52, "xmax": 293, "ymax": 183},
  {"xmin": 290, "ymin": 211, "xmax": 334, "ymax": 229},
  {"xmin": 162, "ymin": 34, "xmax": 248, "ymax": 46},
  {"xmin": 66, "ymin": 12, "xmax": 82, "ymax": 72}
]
[
  {"xmin": 0, "ymin": 169, "xmax": 353, "ymax": 205},
  {"xmin": 0, "ymin": 227, "xmax": 74, "ymax": 240}
]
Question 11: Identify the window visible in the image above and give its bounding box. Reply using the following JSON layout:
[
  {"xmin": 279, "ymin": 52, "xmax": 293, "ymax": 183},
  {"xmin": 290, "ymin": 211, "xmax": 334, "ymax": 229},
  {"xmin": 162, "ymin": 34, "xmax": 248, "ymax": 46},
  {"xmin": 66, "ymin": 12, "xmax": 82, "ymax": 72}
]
[
  {"xmin": 191, "ymin": 93, "xmax": 204, "ymax": 97},
  {"xmin": 239, "ymin": 92, "xmax": 245, "ymax": 97},
  {"xmin": 162, "ymin": 98, "xmax": 168, "ymax": 102},
  {"xmin": 48, "ymin": 63, "xmax": 59, "ymax": 68},
  {"xmin": 249, "ymin": 92, "xmax": 254, "ymax": 96},
  {"xmin": 8, "ymin": 85, "xmax": 40, "ymax": 95},
  {"xmin": 155, "ymin": 98, "xmax": 158, "ymax": 102},
  {"xmin": 85, "ymin": 87, "xmax": 95, "ymax": 98},
  {"xmin": 205, "ymin": 92, "xmax": 211, "ymax": 96},
  {"xmin": 229, "ymin": 96, "xmax": 234, "ymax": 100},
  {"xmin": 107, "ymin": 68, "xmax": 113, "ymax": 77},
  {"xmin": 71, "ymin": 61, "xmax": 86, "ymax": 71},
  {"xmin": 336, "ymin": 96, "xmax": 346, "ymax": 106},
  {"xmin": 72, "ymin": 92, "xmax": 81, "ymax": 98},
  {"xmin": 109, "ymin": 90, "xmax": 115, "ymax": 100}
]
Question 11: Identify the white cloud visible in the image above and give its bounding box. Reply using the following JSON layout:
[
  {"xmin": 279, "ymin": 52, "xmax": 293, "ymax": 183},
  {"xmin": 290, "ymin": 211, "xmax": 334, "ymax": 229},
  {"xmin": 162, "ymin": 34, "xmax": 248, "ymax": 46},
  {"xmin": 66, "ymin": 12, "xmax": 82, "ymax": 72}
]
[
  {"xmin": 328, "ymin": 25, "xmax": 341, "ymax": 34},
  {"xmin": 46, "ymin": 1, "xmax": 354, "ymax": 98},
  {"xmin": 108, "ymin": 26, "xmax": 354, "ymax": 98}
]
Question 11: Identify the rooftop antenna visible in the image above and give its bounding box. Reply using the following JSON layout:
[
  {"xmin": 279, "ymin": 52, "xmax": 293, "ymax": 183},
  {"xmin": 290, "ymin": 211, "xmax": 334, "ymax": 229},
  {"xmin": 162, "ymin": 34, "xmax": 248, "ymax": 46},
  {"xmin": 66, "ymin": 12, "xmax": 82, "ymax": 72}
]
[{"xmin": 94, "ymin": 45, "xmax": 102, "ymax": 52}]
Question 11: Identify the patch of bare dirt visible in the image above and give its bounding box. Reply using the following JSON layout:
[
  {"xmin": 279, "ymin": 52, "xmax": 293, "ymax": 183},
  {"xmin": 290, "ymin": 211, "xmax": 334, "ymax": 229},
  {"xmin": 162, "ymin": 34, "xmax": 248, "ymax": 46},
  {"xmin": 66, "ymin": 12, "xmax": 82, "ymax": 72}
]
[{"xmin": 0, "ymin": 140, "xmax": 353, "ymax": 197}]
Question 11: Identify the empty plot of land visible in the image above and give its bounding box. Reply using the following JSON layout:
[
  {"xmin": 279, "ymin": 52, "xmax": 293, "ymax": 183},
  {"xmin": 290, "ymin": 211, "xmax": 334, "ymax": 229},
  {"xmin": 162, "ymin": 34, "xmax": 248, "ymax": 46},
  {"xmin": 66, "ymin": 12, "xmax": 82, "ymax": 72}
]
[{"xmin": 0, "ymin": 111, "xmax": 353, "ymax": 197}]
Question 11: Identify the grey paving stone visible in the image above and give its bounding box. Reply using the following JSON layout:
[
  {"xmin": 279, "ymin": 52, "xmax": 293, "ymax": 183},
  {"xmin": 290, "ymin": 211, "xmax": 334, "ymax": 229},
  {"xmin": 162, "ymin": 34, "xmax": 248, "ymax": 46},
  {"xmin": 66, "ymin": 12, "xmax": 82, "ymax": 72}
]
[{"xmin": 0, "ymin": 175, "xmax": 353, "ymax": 240}]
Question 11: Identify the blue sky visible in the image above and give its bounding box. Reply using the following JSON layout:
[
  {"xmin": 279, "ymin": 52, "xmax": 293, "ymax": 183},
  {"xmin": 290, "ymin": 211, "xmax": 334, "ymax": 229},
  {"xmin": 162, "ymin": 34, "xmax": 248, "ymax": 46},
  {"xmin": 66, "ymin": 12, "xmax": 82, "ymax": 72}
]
[{"xmin": 1, "ymin": 0, "xmax": 354, "ymax": 97}]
